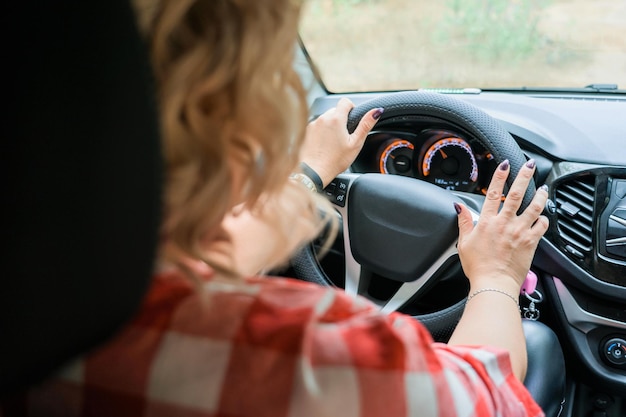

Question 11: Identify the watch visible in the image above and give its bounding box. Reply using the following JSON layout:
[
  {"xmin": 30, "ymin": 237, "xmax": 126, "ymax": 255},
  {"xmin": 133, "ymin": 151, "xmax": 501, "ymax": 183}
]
[
  {"xmin": 290, "ymin": 172, "xmax": 318, "ymax": 193},
  {"xmin": 299, "ymin": 162, "xmax": 323, "ymax": 192}
]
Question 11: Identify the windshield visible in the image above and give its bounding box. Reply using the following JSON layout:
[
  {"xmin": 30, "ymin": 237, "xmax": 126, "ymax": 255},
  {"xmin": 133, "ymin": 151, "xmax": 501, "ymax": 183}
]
[{"xmin": 300, "ymin": 0, "xmax": 626, "ymax": 92}]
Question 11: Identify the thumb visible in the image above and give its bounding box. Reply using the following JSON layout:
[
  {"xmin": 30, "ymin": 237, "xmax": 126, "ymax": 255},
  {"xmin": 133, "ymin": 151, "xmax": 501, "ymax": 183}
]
[
  {"xmin": 351, "ymin": 107, "xmax": 384, "ymax": 143},
  {"xmin": 455, "ymin": 202, "xmax": 474, "ymax": 239}
]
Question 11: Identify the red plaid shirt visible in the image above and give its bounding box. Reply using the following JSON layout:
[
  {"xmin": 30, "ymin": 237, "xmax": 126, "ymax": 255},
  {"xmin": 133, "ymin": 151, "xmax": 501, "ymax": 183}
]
[{"xmin": 13, "ymin": 269, "xmax": 543, "ymax": 417}]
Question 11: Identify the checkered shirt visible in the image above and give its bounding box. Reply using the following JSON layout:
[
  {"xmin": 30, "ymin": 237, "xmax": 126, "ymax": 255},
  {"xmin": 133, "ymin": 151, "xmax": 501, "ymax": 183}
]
[{"xmin": 7, "ymin": 270, "xmax": 543, "ymax": 417}]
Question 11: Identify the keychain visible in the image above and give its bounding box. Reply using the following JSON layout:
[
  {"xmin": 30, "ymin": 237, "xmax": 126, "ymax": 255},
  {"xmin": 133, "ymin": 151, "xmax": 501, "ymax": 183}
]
[
  {"xmin": 522, "ymin": 290, "xmax": 543, "ymax": 320},
  {"xmin": 520, "ymin": 270, "xmax": 542, "ymax": 320}
]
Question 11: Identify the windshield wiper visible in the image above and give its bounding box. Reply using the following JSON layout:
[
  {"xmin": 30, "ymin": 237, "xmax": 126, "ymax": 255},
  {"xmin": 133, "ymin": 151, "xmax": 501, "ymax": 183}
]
[
  {"xmin": 420, "ymin": 85, "xmax": 624, "ymax": 95},
  {"xmin": 584, "ymin": 83, "xmax": 619, "ymax": 92},
  {"xmin": 482, "ymin": 84, "xmax": 624, "ymax": 94}
]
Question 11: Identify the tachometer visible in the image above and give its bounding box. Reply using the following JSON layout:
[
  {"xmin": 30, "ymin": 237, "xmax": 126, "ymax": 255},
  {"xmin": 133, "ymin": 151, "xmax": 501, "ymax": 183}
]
[
  {"xmin": 421, "ymin": 136, "xmax": 478, "ymax": 191},
  {"xmin": 379, "ymin": 139, "xmax": 415, "ymax": 176}
]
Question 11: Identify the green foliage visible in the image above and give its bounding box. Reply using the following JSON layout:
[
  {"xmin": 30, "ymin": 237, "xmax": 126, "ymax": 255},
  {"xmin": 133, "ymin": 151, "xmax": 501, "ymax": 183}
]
[{"xmin": 437, "ymin": 0, "xmax": 549, "ymax": 63}]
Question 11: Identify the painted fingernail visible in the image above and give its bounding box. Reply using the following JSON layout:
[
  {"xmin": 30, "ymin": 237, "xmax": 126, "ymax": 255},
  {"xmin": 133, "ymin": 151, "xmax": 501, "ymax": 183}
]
[
  {"xmin": 453, "ymin": 202, "xmax": 462, "ymax": 215},
  {"xmin": 372, "ymin": 108, "xmax": 384, "ymax": 120},
  {"xmin": 499, "ymin": 160, "xmax": 510, "ymax": 171},
  {"xmin": 525, "ymin": 159, "xmax": 536, "ymax": 169},
  {"xmin": 539, "ymin": 184, "xmax": 549, "ymax": 193}
]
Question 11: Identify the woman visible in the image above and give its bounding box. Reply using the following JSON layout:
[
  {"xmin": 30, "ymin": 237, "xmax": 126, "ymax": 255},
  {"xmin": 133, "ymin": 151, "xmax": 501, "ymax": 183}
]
[{"xmin": 20, "ymin": 0, "xmax": 549, "ymax": 416}]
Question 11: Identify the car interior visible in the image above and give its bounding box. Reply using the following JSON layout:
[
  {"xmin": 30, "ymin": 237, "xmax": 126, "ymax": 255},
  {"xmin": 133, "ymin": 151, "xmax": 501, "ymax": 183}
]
[
  {"xmin": 2, "ymin": 1, "xmax": 625, "ymax": 417},
  {"xmin": 291, "ymin": 2, "xmax": 626, "ymax": 414}
]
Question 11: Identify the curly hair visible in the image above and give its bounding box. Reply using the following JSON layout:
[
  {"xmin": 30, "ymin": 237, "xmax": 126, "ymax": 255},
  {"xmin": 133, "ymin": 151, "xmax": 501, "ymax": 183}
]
[{"xmin": 133, "ymin": 0, "xmax": 335, "ymax": 274}]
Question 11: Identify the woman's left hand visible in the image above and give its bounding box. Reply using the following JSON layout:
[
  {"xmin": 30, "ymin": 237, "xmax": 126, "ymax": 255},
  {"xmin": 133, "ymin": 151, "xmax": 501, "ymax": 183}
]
[{"xmin": 300, "ymin": 98, "xmax": 383, "ymax": 188}]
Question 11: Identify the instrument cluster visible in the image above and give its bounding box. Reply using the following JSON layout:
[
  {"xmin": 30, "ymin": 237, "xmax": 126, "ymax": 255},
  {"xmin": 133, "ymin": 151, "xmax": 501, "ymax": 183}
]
[{"xmin": 353, "ymin": 129, "xmax": 498, "ymax": 196}]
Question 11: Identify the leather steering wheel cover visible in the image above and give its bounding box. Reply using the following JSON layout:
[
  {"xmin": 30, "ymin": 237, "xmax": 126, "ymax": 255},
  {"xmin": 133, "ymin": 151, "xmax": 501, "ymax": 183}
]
[
  {"xmin": 347, "ymin": 91, "xmax": 535, "ymax": 210},
  {"xmin": 292, "ymin": 91, "xmax": 534, "ymax": 339},
  {"xmin": 291, "ymin": 244, "xmax": 334, "ymax": 288}
]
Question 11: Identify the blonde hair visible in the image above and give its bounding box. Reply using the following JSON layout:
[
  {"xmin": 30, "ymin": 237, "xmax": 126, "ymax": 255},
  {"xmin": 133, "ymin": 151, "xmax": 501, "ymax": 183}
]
[{"xmin": 133, "ymin": 0, "xmax": 335, "ymax": 274}]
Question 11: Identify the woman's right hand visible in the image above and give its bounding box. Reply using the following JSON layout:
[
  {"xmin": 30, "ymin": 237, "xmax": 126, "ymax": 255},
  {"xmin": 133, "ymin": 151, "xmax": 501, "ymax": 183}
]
[
  {"xmin": 455, "ymin": 159, "xmax": 550, "ymax": 292},
  {"xmin": 300, "ymin": 98, "xmax": 383, "ymax": 188}
]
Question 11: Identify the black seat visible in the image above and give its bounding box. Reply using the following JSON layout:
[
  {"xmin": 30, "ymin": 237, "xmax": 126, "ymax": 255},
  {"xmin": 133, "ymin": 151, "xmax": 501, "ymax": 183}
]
[
  {"xmin": 1, "ymin": 0, "xmax": 161, "ymax": 395},
  {"xmin": 523, "ymin": 319, "xmax": 566, "ymax": 417}
]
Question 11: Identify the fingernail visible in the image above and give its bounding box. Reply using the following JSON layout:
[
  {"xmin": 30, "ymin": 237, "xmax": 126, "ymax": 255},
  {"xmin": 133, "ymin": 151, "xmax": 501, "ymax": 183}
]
[
  {"xmin": 525, "ymin": 159, "xmax": 536, "ymax": 169},
  {"xmin": 539, "ymin": 184, "xmax": 549, "ymax": 193},
  {"xmin": 499, "ymin": 160, "xmax": 510, "ymax": 171},
  {"xmin": 453, "ymin": 202, "xmax": 462, "ymax": 215},
  {"xmin": 372, "ymin": 108, "xmax": 384, "ymax": 120}
]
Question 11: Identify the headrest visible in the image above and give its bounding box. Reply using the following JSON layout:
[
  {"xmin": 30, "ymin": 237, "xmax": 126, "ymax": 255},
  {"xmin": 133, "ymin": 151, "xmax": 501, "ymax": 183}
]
[{"xmin": 1, "ymin": 0, "xmax": 162, "ymax": 395}]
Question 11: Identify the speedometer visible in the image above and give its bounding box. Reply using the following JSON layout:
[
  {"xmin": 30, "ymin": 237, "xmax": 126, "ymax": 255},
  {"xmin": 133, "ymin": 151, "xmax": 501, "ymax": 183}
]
[
  {"xmin": 379, "ymin": 139, "xmax": 415, "ymax": 176},
  {"xmin": 420, "ymin": 136, "xmax": 478, "ymax": 192}
]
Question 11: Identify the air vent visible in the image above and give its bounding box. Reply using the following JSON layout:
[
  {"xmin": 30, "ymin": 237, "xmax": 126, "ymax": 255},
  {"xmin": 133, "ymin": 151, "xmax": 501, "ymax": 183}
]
[{"xmin": 555, "ymin": 175, "xmax": 595, "ymax": 253}]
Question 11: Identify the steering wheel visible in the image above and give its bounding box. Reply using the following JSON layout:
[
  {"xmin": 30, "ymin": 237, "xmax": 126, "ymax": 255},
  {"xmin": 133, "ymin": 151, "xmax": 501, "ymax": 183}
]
[{"xmin": 292, "ymin": 91, "xmax": 535, "ymax": 341}]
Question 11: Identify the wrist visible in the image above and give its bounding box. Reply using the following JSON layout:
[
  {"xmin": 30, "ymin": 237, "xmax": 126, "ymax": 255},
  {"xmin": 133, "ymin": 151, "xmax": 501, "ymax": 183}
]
[
  {"xmin": 299, "ymin": 162, "xmax": 324, "ymax": 191},
  {"xmin": 300, "ymin": 159, "xmax": 339, "ymax": 189},
  {"xmin": 468, "ymin": 272, "xmax": 522, "ymax": 293},
  {"xmin": 466, "ymin": 287, "xmax": 520, "ymax": 310}
]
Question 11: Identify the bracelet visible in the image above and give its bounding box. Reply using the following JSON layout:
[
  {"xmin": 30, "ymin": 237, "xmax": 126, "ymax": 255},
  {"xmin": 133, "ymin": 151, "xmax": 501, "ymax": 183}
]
[
  {"xmin": 299, "ymin": 162, "xmax": 323, "ymax": 192},
  {"xmin": 290, "ymin": 172, "xmax": 318, "ymax": 193},
  {"xmin": 466, "ymin": 288, "xmax": 520, "ymax": 309}
]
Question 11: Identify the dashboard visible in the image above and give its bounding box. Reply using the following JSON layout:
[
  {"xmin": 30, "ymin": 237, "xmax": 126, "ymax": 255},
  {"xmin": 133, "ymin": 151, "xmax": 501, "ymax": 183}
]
[{"xmin": 309, "ymin": 90, "xmax": 626, "ymax": 415}]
